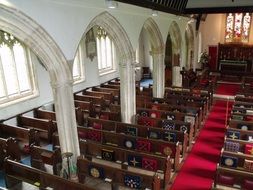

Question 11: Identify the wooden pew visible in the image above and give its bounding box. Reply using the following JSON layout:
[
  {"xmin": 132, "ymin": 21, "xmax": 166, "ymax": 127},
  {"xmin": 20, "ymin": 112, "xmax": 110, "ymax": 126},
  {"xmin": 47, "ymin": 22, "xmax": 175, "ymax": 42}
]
[
  {"xmin": 0, "ymin": 123, "xmax": 40, "ymax": 150},
  {"xmin": 74, "ymin": 93, "xmax": 105, "ymax": 108},
  {"xmin": 100, "ymin": 83, "xmax": 120, "ymax": 89},
  {"xmin": 74, "ymin": 100, "xmax": 92, "ymax": 126},
  {"xmin": 235, "ymin": 96, "xmax": 253, "ymax": 103},
  {"xmin": 87, "ymin": 117, "xmax": 188, "ymax": 157},
  {"xmin": 83, "ymin": 89, "xmax": 113, "ymax": 106},
  {"xmin": 35, "ymin": 107, "xmax": 56, "ymax": 121},
  {"xmin": 165, "ymin": 87, "xmax": 212, "ymax": 108},
  {"xmin": 92, "ymin": 86, "xmax": 120, "ymax": 97},
  {"xmin": 0, "ymin": 137, "xmax": 21, "ymax": 167},
  {"xmin": 213, "ymin": 164, "xmax": 253, "ymax": 190},
  {"xmin": 79, "ymin": 139, "xmax": 171, "ymax": 188},
  {"xmin": 77, "ymin": 156, "xmax": 161, "ymax": 190},
  {"xmin": 30, "ymin": 144, "xmax": 62, "ymax": 175},
  {"xmin": 52, "ymin": 123, "xmax": 180, "ymax": 172},
  {"xmin": 136, "ymin": 107, "xmax": 198, "ymax": 137},
  {"xmin": 77, "ymin": 127, "xmax": 181, "ymax": 171},
  {"xmin": 135, "ymin": 115, "xmax": 194, "ymax": 146},
  {"xmin": 17, "ymin": 115, "xmax": 57, "ymax": 143},
  {"xmin": 165, "ymin": 92, "xmax": 209, "ymax": 113},
  {"xmin": 224, "ymin": 138, "xmax": 253, "ymax": 153},
  {"xmin": 4, "ymin": 159, "xmax": 95, "ymax": 190},
  {"xmin": 234, "ymin": 101, "xmax": 253, "ymax": 109},
  {"xmin": 136, "ymin": 99, "xmax": 202, "ymax": 125},
  {"xmin": 226, "ymin": 127, "xmax": 253, "ymax": 141},
  {"xmin": 220, "ymin": 148, "xmax": 253, "ymax": 172},
  {"xmin": 228, "ymin": 119, "xmax": 253, "ymax": 132}
]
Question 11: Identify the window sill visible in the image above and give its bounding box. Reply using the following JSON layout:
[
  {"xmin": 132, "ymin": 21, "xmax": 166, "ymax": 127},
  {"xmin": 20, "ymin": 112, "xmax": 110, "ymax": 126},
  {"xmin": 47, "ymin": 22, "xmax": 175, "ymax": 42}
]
[
  {"xmin": 99, "ymin": 69, "xmax": 116, "ymax": 77},
  {"xmin": 0, "ymin": 91, "xmax": 39, "ymax": 108}
]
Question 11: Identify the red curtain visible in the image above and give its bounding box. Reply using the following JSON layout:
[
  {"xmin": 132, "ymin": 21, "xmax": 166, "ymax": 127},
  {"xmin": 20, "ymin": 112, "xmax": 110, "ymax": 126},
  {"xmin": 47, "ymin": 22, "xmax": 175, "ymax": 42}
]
[{"xmin": 208, "ymin": 46, "xmax": 218, "ymax": 70}]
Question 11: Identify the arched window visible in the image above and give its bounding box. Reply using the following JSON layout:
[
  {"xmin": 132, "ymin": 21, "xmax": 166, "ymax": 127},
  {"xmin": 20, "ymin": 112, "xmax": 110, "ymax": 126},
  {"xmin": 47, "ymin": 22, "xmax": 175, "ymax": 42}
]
[
  {"xmin": 0, "ymin": 30, "xmax": 37, "ymax": 107},
  {"xmin": 73, "ymin": 40, "xmax": 85, "ymax": 83},
  {"xmin": 96, "ymin": 27, "xmax": 116, "ymax": 75},
  {"xmin": 225, "ymin": 13, "xmax": 251, "ymax": 43}
]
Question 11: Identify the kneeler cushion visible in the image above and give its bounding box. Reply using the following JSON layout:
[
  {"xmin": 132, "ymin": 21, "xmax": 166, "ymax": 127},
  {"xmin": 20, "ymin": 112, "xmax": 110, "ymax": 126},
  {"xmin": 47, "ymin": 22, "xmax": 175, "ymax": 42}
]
[
  {"xmin": 87, "ymin": 131, "xmax": 101, "ymax": 142},
  {"xmin": 142, "ymin": 157, "xmax": 157, "ymax": 171},
  {"xmin": 245, "ymin": 144, "xmax": 253, "ymax": 155},
  {"xmin": 137, "ymin": 117, "xmax": 155, "ymax": 127},
  {"xmin": 23, "ymin": 144, "xmax": 30, "ymax": 154},
  {"xmin": 160, "ymin": 144, "xmax": 174, "ymax": 157},
  {"xmin": 136, "ymin": 139, "xmax": 151, "ymax": 152},
  {"xmin": 100, "ymin": 114, "xmax": 109, "ymax": 120},
  {"xmin": 149, "ymin": 110, "xmax": 160, "ymax": 118},
  {"xmin": 243, "ymin": 179, "xmax": 253, "ymax": 190},
  {"xmin": 78, "ymin": 131, "xmax": 86, "ymax": 139},
  {"xmin": 218, "ymin": 175, "xmax": 235, "ymax": 186},
  {"xmin": 93, "ymin": 122, "xmax": 102, "ymax": 130}
]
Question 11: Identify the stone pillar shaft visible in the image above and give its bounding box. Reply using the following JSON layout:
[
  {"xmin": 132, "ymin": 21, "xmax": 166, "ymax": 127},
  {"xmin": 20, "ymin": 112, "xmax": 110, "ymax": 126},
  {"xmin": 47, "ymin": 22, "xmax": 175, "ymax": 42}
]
[
  {"xmin": 52, "ymin": 81, "xmax": 80, "ymax": 161},
  {"xmin": 119, "ymin": 62, "xmax": 136, "ymax": 123},
  {"xmin": 152, "ymin": 52, "xmax": 165, "ymax": 98}
]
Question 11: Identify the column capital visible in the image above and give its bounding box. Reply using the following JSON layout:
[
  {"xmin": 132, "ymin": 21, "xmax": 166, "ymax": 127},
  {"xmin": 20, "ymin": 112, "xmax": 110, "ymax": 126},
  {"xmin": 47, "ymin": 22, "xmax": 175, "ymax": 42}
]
[
  {"xmin": 51, "ymin": 79, "xmax": 73, "ymax": 89},
  {"xmin": 150, "ymin": 45, "xmax": 165, "ymax": 55}
]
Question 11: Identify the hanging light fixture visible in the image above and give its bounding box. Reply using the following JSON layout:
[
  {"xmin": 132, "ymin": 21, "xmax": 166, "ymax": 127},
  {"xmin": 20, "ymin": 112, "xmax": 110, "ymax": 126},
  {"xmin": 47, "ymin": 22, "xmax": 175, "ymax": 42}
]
[{"xmin": 105, "ymin": 0, "xmax": 118, "ymax": 9}]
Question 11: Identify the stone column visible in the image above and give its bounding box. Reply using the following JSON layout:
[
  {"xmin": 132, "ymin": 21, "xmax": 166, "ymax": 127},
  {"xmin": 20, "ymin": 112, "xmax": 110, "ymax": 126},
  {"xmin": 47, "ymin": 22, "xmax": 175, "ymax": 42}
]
[
  {"xmin": 51, "ymin": 80, "xmax": 80, "ymax": 162},
  {"xmin": 119, "ymin": 61, "xmax": 136, "ymax": 123},
  {"xmin": 151, "ymin": 47, "xmax": 165, "ymax": 98}
]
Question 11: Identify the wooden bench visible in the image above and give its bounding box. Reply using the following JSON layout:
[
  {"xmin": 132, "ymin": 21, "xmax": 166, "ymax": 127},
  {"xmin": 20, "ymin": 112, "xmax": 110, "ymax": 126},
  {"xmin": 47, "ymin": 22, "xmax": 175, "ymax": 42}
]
[
  {"xmin": 4, "ymin": 158, "xmax": 95, "ymax": 190},
  {"xmin": 136, "ymin": 107, "xmax": 198, "ymax": 137},
  {"xmin": 79, "ymin": 139, "xmax": 171, "ymax": 188},
  {"xmin": 220, "ymin": 148, "xmax": 253, "ymax": 173},
  {"xmin": 229, "ymin": 119, "xmax": 253, "ymax": 131},
  {"xmin": 74, "ymin": 100, "xmax": 91, "ymax": 126},
  {"xmin": 100, "ymin": 83, "xmax": 120, "ymax": 89},
  {"xmin": 87, "ymin": 117, "xmax": 188, "ymax": 157},
  {"xmin": 30, "ymin": 144, "xmax": 62, "ymax": 175},
  {"xmin": 35, "ymin": 107, "xmax": 56, "ymax": 121},
  {"xmin": 17, "ymin": 115, "xmax": 57, "ymax": 143},
  {"xmin": 77, "ymin": 156, "xmax": 161, "ymax": 190},
  {"xmin": 92, "ymin": 86, "xmax": 120, "ymax": 104},
  {"xmin": 82, "ymin": 89, "xmax": 113, "ymax": 106},
  {"xmin": 136, "ymin": 115, "xmax": 193, "ymax": 147},
  {"xmin": 213, "ymin": 164, "xmax": 253, "ymax": 190},
  {"xmin": 77, "ymin": 126, "xmax": 181, "ymax": 171},
  {"xmin": 74, "ymin": 93, "xmax": 105, "ymax": 109},
  {"xmin": 136, "ymin": 98, "xmax": 202, "ymax": 124},
  {"xmin": 0, "ymin": 137, "xmax": 20, "ymax": 167},
  {"xmin": 0, "ymin": 123, "xmax": 40, "ymax": 153}
]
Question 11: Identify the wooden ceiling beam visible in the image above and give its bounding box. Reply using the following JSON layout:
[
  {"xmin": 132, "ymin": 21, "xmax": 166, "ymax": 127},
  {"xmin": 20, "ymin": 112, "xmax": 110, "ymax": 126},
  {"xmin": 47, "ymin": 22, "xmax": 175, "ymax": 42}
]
[{"xmin": 184, "ymin": 6, "xmax": 253, "ymax": 14}]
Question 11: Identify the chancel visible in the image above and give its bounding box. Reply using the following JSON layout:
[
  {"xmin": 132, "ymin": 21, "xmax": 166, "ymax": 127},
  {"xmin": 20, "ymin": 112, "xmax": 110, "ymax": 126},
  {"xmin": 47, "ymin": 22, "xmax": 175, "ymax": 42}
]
[{"xmin": 1, "ymin": 0, "xmax": 253, "ymax": 190}]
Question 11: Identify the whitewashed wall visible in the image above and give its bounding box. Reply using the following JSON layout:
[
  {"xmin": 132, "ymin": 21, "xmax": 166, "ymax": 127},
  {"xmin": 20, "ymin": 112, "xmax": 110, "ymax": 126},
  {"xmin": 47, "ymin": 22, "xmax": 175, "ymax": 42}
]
[{"xmin": 0, "ymin": 0, "xmax": 195, "ymax": 120}]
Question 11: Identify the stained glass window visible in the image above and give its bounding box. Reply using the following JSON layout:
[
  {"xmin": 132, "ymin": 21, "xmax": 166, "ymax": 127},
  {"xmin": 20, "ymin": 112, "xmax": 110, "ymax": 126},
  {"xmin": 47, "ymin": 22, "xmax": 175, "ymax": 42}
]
[
  {"xmin": 225, "ymin": 13, "xmax": 252, "ymax": 43},
  {"xmin": 225, "ymin": 13, "xmax": 234, "ymax": 42},
  {"xmin": 242, "ymin": 13, "xmax": 251, "ymax": 43}
]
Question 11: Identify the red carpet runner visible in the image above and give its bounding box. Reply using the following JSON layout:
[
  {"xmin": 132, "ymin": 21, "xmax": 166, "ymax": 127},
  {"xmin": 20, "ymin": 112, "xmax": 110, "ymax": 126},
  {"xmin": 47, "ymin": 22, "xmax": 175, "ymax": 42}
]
[
  {"xmin": 215, "ymin": 83, "xmax": 241, "ymax": 96},
  {"xmin": 170, "ymin": 100, "xmax": 233, "ymax": 190}
]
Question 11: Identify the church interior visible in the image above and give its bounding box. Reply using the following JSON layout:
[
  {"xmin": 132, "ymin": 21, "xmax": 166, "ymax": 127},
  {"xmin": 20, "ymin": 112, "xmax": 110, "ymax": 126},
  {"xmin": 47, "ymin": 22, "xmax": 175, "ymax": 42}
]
[{"xmin": 1, "ymin": 0, "xmax": 253, "ymax": 189}]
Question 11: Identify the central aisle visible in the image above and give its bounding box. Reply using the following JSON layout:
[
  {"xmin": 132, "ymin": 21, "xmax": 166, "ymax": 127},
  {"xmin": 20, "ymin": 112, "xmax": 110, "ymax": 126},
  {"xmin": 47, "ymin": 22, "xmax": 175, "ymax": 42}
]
[{"xmin": 170, "ymin": 100, "xmax": 233, "ymax": 190}]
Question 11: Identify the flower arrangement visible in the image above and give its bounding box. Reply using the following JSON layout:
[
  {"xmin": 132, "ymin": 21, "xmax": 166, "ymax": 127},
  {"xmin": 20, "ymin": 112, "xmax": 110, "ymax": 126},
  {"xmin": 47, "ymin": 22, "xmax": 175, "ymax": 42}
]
[{"xmin": 199, "ymin": 50, "xmax": 209, "ymax": 68}]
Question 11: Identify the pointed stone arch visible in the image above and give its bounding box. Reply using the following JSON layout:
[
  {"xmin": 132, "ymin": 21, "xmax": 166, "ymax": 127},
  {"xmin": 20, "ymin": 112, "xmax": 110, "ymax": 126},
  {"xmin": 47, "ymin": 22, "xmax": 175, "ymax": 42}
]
[
  {"xmin": 141, "ymin": 18, "xmax": 165, "ymax": 98},
  {"xmin": 0, "ymin": 4, "xmax": 80, "ymax": 159},
  {"xmin": 185, "ymin": 24, "xmax": 195, "ymax": 70},
  {"xmin": 168, "ymin": 21, "xmax": 182, "ymax": 86},
  {"xmin": 84, "ymin": 11, "xmax": 136, "ymax": 123}
]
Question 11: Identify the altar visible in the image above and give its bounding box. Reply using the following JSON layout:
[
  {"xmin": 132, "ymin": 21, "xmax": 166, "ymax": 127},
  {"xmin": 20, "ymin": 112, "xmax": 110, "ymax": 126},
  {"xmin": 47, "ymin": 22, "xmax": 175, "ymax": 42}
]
[{"xmin": 219, "ymin": 60, "xmax": 248, "ymax": 73}]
